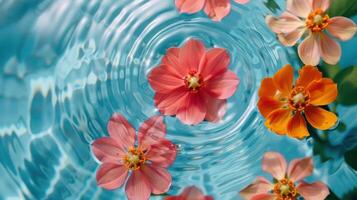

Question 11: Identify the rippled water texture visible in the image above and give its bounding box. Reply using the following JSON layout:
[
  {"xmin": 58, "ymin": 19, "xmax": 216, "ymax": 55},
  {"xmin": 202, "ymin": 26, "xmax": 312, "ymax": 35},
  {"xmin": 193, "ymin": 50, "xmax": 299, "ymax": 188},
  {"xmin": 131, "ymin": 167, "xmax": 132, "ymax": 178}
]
[{"xmin": 1, "ymin": 0, "xmax": 357, "ymax": 199}]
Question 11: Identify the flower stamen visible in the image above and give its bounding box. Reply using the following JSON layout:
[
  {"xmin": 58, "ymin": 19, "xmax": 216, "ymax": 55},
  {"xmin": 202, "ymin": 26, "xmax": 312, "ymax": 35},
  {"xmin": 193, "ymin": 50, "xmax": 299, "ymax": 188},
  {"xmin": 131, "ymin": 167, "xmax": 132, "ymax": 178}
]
[
  {"xmin": 306, "ymin": 9, "xmax": 330, "ymax": 32},
  {"xmin": 185, "ymin": 73, "xmax": 202, "ymax": 92},
  {"xmin": 123, "ymin": 147, "xmax": 146, "ymax": 170},
  {"xmin": 288, "ymin": 86, "xmax": 310, "ymax": 111},
  {"xmin": 273, "ymin": 178, "xmax": 298, "ymax": 200}
]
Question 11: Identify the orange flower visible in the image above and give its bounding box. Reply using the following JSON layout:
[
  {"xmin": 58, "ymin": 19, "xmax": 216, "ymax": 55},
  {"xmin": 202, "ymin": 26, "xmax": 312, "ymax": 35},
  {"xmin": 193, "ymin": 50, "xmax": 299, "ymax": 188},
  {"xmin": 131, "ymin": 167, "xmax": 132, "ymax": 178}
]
[{"xmin": 257, "ymin": 65, "xmax": 338, "ymax": 139}]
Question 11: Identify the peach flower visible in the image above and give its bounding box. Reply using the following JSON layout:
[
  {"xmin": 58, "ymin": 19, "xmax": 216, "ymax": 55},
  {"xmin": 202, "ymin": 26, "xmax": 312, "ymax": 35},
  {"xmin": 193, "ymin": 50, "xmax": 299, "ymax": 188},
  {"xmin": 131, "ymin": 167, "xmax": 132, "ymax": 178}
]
[
  {"xmin": 148, "ymin": 39, "xmax": 239, "ymax": 125},
  {"xmin": 240, "ymin": 152, "xmax": 330, "ymax": 200},
  {"xmin": 165, "ymin": 186, "xmax": 214, "ymax": 200},
  {"xmin": 175, "ymin": 0, "xmax": 249, "ymax": 21},
  {"xmin": 257, "ymin": 65, "xmax": 338, "ymax": 139},
  {"xmin": 266, "ymin": 0, "xmax": 357, "ymax": 65},
  {"xmin": 92, "ymin": 114, "xmax": 177, "ymax": 200}
]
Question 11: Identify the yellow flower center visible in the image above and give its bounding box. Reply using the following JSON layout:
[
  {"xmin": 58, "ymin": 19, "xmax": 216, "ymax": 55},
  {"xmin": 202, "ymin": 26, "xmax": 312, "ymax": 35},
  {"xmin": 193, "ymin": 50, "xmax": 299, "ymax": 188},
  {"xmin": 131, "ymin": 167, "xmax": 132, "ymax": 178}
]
[
  {"xmin": 185, "ymin": 73, "xmax": 202, "ymax": 92},
  {"xmin": 306, "ymin": 9, "xmax": 330, "ymax": 32},
  {"xmin": 273, "ymin": 178, "xmax": 298, "ymax": 200},
  {"xmin": 123, "ymin": 147, "xmax": 146, "ymax": 170},
  {"xmin": 288, "ymin": 86, "xmax": 310, "ymax": 111}
]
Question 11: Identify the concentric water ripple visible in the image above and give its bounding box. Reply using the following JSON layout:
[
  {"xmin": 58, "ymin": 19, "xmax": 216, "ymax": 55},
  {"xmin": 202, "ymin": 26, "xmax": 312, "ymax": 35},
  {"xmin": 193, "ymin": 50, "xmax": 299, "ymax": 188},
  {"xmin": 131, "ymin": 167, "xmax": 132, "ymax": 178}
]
[{"xmin": 2, "ymin": 0, "xmax": 357, "ymax": 199}]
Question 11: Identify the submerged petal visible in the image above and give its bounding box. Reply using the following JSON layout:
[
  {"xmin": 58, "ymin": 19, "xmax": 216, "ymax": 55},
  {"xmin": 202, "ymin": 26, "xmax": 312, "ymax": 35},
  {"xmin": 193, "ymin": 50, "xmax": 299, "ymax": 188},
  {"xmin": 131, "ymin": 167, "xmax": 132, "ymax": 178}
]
[
  {"xmin": 125, "ymin": 170, "xmax": 151, "ymax": 200},
  {"xmin": 327, "ymin": 17, "xmax": 357, "ymax": 41},
  {"xmin": 107, "ymin": 113, "xmax": 136, "ymax": 149},
  {"xmin": 205, "ymin": 70, "xmax": 239, "ymax": 99},
  {"xmin": 175, "ymin": 0, "xmax": 205, "ymax": 14},
  {"xmin": 96, "ymin": 163, "xmax": 128, "ymax": 190},
  {"xmin": 138, "ymin": 116, "xmax": 166, "ymax": 148},
  {"xmin": 305, "ymin": 106, "xmax": 337, "ymax": 130},
  {"xmin": 297, "ymin": 181, "xmax": 329, "ymax": 200},
  {"xmin": 262, "ymin": 152, "xmax": 288, "ymax": 180},
  {"xmin": 287, "ymin": 157, "xmax": 313, "ymax": 182},
  {"xmin": 204, "ymin": 0, "xmax": 231, "ymax": 21},
  {"xmin": 141, "ymin": 165, "xmax": 172, "ymax": 194},
  {"xmin": 177, "ymin": 93, "xmax": 207, "ymax": 125},
  {"xmin": 204, "ymin": 96, "xmax": 227, "ymax": 123},
  {"xmin": 239, "ymin": 177, "xmax": 273, "ymax": 200}
]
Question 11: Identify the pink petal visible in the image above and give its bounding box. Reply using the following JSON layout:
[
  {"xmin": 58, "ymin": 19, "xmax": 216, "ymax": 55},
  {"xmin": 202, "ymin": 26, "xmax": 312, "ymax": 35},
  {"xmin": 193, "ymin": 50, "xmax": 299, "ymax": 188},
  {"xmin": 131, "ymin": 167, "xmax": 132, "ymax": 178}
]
[
  {"xmin": 181, "ymin": 186, "xmax": 207, "ymax": 199},
  {"xmin": 251, "ymin": 194, "xmax": 275, "ymax": 200},
  {"xmin": 199, "ymin": 48, "xmax": 230, "ymax": 81},
  {"xmin": 141, "ymin": 165, "xmax": 172, "ymax": 194},
  {"xmin": 107, "ymin": 114, "xmax": 136, "ymax": 150},
  {"xmin": 125, "ymin": 170, "xmax": 151, "ymax": 200},
  {"xmin": 312, "ymin": 0, "xmax": 330, "ymax": 12},
  {"xmin": 265, "ymin": 12, "xmax": 305, "ymax": 34},
  {"xmin": 96, "ymin": 163, "xmax": 128, "ymax": 190},
  {"xmin": 146, "ymin": 139, "xmax": 177, "ymax": 167},
  {"xmin": 138, "ymin": 116, "xmax": 166, "ymax": 148},
  {"xmin": 204, "ymin": 96, "xmax": 227, "ymax": 123},
  {"xmin": 205, "ymin": 70, "xmax": 239, "ymax": 99},
  {"xmin": 175, "ymin": 0, "xmax": 205, "ymax": 14},
  {"xmin": 277, "ymin": 27, "xmax": 306, "ymax": 46},
  {"xmin": 204, "ymin": 0, "xmax": 231, "ymax": 21},
  {"xmin": 235, "ymin": 0, "xmax": 250, "ymax": 4},
  {"xmin": 298, "ymin": 33, "xmax": 320, "ymax": 66},
  {"xmin": 177, "ymin": 93, "xmax": 207, "ymax": 125},
  {"xmin": 327, "ymin": 16, "xmax": 357, "ymax": 41},
  {"xmin": 162, "ymin": 47, "xmax": 187, "ymax": 76},
  {"xmin": 154, "ymin": 87, "xmax": 189, "ymax": 115},
  {"xmin": 287, "ymin": 0, "xmax": 312, "ymax": 18},
  {"xmin": 287, "ymin": 157, "xmax": 313, "ymax": 182},
  {"xmin": 318, "ymin": 33, "xmax": 341, "ymax": 65},
  {"xmin": 297, "ymin": 181, "xmax": 330, "ymax": 200},
  {"xmin": 239, "ymin": 177, "xmax": 273, "ymax": 200},
  {"xmin": 148, "ymin": 65, "xmax": 185, "ymax": 94},
  {"xmin": 179, "ymin": 39, "xmax": 206, "ymax": 72},
  {"xmin": 92, "ymin": 137, "xmax": 125, "ymax": 164},
  {"xmin": 262, "ymin": 152, "xmax": 287, "ymax": 180}
]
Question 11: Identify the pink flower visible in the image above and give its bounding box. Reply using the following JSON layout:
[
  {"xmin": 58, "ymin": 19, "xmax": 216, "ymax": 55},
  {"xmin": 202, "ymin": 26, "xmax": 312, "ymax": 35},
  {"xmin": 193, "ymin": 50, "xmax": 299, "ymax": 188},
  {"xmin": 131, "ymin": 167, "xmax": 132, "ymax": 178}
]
[
  {"xmin": 148, "ymin": 39, "xmax": 239, "ymax": 125},
  {"xmin": 175, "ymin": 0, "xmax": 250, "ymax": 21},
  {"xmin": 239, "ymin": 152, "xmax": 330, "ymax": 200},
  {"xmin": 165, "ymin": 186, "xmax": 214, "ymax": 200},
  {"xmin": 92, "ymin": 114, "xmax": 177, "ymax": 200},
  {"xmin": 266, "ymin": 0, "xmax": 357, "ymax": 66}
]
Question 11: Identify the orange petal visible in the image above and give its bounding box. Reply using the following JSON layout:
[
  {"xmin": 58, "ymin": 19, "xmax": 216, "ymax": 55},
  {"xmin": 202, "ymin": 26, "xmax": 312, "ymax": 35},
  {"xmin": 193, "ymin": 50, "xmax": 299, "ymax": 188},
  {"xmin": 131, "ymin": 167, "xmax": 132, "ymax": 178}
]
[
  {"xmin": 327, "ymin": 17, "xmax": 357, "ymax": 41},
  {"xmin": 305, "ymin": 106, "xmax": 337, "ymax": 130},
  {"xmin": 265, "ymin": 108, "xmax": 293, "ymax": 135},
  {"xmin": 258, "ymin": 78, "xmax": 278, "ymax": 98},
  {"xmin": 296, "ymin": 65, "xmax": 322, "ymax": 88},
  {"xmin": 307, "ymin": 78, "xmax": 338, "ymax": 105},
  {"xmin": 273, "ymin": 64, "xmax": 294, "ymax": 96},
  {"xmin": 287, "ymin": 112, "xmax": 310, "ymax": 139},
  {"xmin": 257, "ymin": 97, "xmax": 284, "ymax": 118}
]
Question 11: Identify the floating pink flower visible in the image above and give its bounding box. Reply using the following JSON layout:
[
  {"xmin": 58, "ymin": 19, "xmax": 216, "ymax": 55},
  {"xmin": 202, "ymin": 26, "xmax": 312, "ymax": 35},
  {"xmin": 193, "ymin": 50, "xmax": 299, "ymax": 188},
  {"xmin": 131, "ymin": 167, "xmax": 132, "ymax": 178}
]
[
  {"xmin": 266, "ymin": 0, "xmax": 357, "ymax": 65},
  {"xmin": 240, "ymin": 152, "xmax": 329, "ymax": 200},
  {"xmin": 165, "ymin": 186, "xmax": 214, "ymax": 200},
  {"xmin": 175, "ymin": 0, "xmax": 250, "ymax": 21},
  {"xmin": 92, "ymin": 114, "xmax": 177, "ymax": 200},
  {"xmin": 148, "ymin": 39, "xmax": 239, "ymax": 125}
]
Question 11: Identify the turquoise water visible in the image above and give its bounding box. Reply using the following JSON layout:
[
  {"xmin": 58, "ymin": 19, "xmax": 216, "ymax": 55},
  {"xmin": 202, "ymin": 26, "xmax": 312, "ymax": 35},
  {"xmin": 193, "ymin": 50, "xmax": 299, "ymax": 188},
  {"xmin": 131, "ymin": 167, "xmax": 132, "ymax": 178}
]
[{"xmin": 0, "ymin": 0, "xmax": 357, "ymax": 199}]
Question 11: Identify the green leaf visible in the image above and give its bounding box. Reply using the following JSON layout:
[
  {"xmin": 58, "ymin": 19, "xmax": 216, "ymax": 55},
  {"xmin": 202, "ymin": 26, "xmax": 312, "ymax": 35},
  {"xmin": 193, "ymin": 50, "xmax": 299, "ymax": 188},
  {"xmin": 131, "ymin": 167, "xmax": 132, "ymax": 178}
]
[
  {"xmin": 343, "ymin": 188, "xmax": 357, "ymax": 200},
  {"xmin": 334, "ymin": 66, "xmax": 357, "ymax": 106},
  {"xmin": 318, "ymin": 63, "xmax": 340, "ymax": 79},
  {"xmin": 327, "ymin": 0, "xmax": 357, "ymax": 18},
  {"xmin": 264, "ymin": 0, "xmax": 280, "ymax": 14},
  {"xmin": 345, "ymin": 145, "xmax": 357, "ymax": 171}
]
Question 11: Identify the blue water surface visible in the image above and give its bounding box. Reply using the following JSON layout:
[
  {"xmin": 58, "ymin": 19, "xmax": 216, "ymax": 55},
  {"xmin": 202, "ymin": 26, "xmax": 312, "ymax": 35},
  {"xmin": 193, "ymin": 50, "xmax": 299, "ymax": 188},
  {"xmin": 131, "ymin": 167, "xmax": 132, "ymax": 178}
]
[{"xmin": 0, "ymin": 0, "xmax": 357, "ymax": 199}]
